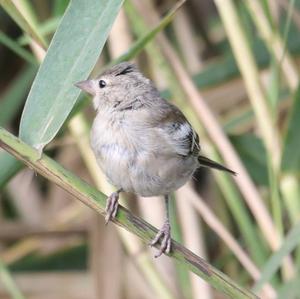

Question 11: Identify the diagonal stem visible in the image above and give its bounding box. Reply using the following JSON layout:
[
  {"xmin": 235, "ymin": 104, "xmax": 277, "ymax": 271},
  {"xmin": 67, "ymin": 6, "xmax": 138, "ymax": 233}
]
[{"xmin": 0, "ymin": 127, "xmax": 259, "ymax": 299}]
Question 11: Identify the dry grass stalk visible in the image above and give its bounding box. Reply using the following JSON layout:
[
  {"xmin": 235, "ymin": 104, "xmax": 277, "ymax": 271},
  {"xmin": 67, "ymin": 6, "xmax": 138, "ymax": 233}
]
[
  {"xmin": 178, "ymin": 183, "xmax": 276, "ymax": 299},
  {"xmin": 279, "ymin": 0, "xmax": 300, "ymax": 30},
  {"xmin": 246, "ymin": 0, "xmax": 299, "ymax": 91},
  {"xmin": 7, "ymin": 169, "xmax": 44, "ymax": 225},
  {"xmin": 0, "ymin": 221, "xmax": 85, "ymax": 240},
  {"xmin": 176, "ymin": 191, "xmax": 213, "ymax": 299},
  {"xmin": 214, "ymin": 0, "xmax": 282, "ymax": 174},
  {"xmin": 214, "ymin": 0, "xmax": 295, "ymax": 278},
  {"xmin": 0, "ymin": 202, "xmax": 86, "ymax": 264},
  {"xmin": 172, "ymin": 7, "xmax": 203, "ymax": 73},
  {"xmin": 89, "ymin": 216, "xmax": 123, "ymax": 299},
  {"xmin": 0, "ymin": 272, "xmax": 95, "ymax": 299}
]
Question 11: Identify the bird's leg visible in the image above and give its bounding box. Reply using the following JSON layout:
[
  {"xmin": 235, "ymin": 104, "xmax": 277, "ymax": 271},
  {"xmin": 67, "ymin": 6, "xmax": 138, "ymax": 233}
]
[
  {"xmin": 105, "ymin": 188, "xmax": 123, "ymax": 224},
  {"xmin": 150, "ymin": 195, "xmax": 172, "ymax": 258}
]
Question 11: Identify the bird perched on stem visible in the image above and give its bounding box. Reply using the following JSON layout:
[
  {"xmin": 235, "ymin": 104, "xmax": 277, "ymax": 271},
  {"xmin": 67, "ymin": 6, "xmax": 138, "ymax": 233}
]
[{"xmin": 75, "ymin": 62, "xmax": 235, "ymax": 257}]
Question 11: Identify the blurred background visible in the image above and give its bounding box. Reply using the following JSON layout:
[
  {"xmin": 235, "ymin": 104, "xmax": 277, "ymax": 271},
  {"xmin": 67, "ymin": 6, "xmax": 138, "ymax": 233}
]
[{"xmin": 0, "ymin": 0, "xmax": 300, "ymax": 298}]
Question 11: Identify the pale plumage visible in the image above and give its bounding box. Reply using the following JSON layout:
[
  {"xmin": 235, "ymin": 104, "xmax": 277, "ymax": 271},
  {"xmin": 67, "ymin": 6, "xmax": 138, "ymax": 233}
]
[
  {"xmin": 90, "ymin": 99, "xmax": 199, "ymax": 197},
  {"xmin": 75, "ymin": 62, "xmax": 235, "ymax": 257}
]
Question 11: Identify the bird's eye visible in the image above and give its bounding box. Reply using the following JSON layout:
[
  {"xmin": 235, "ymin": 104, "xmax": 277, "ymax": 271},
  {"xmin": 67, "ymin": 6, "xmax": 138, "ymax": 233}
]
[{"xmin": 99, "ymin": 80, "xmax": 106, "ymax": 88}]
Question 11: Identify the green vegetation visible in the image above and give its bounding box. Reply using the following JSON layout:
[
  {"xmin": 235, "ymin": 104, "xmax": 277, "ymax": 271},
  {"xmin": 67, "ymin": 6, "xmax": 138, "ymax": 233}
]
[{"xmin": 0, "ymin": 0, "xmax": 300, "ymax": 298}]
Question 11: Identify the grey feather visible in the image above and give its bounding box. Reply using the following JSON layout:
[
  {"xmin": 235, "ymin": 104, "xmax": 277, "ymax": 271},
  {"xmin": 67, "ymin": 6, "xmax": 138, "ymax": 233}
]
[{"xmin": 80, "ymin": 62, "xmax": 235, "ymax": 197}]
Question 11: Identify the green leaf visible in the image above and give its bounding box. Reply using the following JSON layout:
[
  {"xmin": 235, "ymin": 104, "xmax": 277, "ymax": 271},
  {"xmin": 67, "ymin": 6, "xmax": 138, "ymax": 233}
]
[
  {"xmin": 281, "ymin": 85, "xmax": 300, "ymax": 172},
  {"xmin": 253, "ymin": 221, "xmax": 300, "ymax": 292},
  {"xmin": 0, "ymin": 66, "xmax": 36, "ymax": 189},
  {"xmin": 0, "ymin": 66, "xmax": 37, "ymax": 127},
  {"xmin": 230, "ymin": 134, "xmax": 268, "ymax": 186},
  {"xmin": 0, "ymin": 152, "xmax": 23, "ymax": 190},
  {"xmin": 0, "ymin": 0, "xmax": 47, "ymax": 49},
  {"xmin": 0, "ymin": 31, "xmax": 37, "ymax": 65},
  {"xmin": 277, "ymin": 276, "xmax": 300, "ymax": 299},
  {"xmin": 19, "ymin": 0, "xmax": 124, "ymax": 151},
  {"xmin": 0, "ymin": 258, "xmax": 25, "ymax": 299},
  {"xmin": 52, "ymin": 0, "xmax": 70, "ymax": 17}
]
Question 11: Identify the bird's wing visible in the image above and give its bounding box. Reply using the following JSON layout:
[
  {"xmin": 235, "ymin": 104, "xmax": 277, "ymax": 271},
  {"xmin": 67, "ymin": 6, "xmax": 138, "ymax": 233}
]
[{"xmin": 154, "ymin": 103, "xmax": 200, "ymax": 157}]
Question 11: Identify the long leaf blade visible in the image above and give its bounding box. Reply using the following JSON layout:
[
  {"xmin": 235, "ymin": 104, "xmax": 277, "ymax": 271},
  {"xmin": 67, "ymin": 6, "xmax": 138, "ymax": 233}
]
[
  {"xmin": 281, "ymin": 85, "xmax": 300, "ymax": 172},
  {"xmin": 19, "ymin": 0, "xmax": 123, "ymax": 151},
  {"xmin": 253, "ymin": 221, "xmax": 300, "ymax": 292}
]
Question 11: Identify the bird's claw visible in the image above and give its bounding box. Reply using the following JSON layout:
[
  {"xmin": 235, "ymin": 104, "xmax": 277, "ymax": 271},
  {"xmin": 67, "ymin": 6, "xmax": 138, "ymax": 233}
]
[
  {"xmin": 150, "ymin": 221, "xmax": 172, "ymax": 257},
  {"xmin": 105, "ymin": 191, "xmax": 120, "ymax": 224}
]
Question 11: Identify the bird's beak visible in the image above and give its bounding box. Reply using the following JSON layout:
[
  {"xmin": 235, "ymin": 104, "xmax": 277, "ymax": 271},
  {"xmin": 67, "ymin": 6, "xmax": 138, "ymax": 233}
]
[{"xmin": 75, "ymin": 80, "xmax": 95, "ymax": 95}]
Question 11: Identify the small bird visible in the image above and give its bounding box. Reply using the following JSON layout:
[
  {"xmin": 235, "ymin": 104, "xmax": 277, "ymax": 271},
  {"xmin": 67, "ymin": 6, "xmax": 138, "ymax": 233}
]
[{"xmin": 75, "ymin": 62, "xmax": 235, "ymax": 257}]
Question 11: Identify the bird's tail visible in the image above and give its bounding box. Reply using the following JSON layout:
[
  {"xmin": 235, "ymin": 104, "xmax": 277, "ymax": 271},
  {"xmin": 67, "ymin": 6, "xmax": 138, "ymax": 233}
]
[{"xmin": 198, "ymin": 155, "xmax": 236, "ymax": 175}]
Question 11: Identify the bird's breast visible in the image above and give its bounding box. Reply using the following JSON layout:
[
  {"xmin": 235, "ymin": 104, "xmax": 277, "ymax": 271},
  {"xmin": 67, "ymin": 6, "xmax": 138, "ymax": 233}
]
[
  {"xmin": 90, "ymin": 114, "xmax": 140, "ymax": 190},
  {"xmin": 90, "ymin": 113, "xmax": 197, "ymax": 196}
]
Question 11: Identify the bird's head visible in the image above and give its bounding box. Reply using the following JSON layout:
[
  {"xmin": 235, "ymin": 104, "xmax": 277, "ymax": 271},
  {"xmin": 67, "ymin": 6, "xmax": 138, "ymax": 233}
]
[{"xmin": 75, "ymin": 62, "xmax": 151, "ymax": 111}]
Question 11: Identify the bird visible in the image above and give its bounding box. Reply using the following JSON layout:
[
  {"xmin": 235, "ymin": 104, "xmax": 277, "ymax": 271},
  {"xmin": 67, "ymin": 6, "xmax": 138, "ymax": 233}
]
[{"xmin": 75, "ymin": 62, "xmax": 235, "ymax": 257}]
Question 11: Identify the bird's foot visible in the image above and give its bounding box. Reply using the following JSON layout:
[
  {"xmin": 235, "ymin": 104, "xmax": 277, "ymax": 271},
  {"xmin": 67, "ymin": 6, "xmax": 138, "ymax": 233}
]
[
  {"xmin": 105, "ymin": 191, "xmax": 120, "ymax": 224},
  {"xmin": 150, "ymin": 221, "xmax": 172, "ymax": 258}
]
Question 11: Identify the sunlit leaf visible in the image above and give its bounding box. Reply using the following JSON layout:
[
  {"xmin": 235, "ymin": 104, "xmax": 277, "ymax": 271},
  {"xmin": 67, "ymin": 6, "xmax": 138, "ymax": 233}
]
[{"xmin": 19, "ymin": 0, "xmax": 124, "ymax": 151}]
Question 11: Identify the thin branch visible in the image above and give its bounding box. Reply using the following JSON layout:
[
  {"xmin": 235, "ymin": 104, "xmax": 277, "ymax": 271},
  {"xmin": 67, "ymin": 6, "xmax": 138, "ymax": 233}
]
[{"xmin": 0, "ymin": 127, "xmax": 259, "ymax": 299}]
